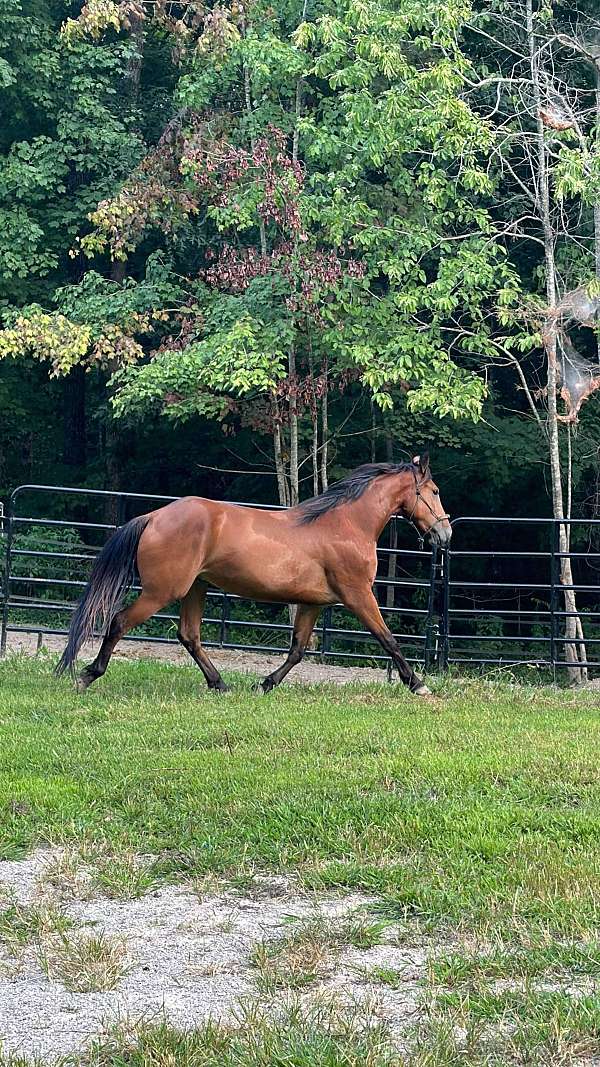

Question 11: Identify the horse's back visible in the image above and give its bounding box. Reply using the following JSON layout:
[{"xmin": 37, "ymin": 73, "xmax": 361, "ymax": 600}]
[{"xmin": 141, "ymin": 495, "xmax": 335, "ymax": 604}]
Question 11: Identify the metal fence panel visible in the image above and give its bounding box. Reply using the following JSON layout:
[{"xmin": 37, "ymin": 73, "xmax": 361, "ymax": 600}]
[
  {"xmin": 2, "ymin": 486, "xmax": 599, "ymax": 676},
  {"xmin": 447, "ymin": 516, "xmax": 600, "ymax": 674}
]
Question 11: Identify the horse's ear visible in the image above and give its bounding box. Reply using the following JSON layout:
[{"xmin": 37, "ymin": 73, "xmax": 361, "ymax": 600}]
[{"xmin": 412, "ymin": 452, "xmax": 430, "ymax": 476}]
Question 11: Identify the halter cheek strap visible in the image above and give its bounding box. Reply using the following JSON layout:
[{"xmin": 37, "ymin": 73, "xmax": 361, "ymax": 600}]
[{"xmin": 403, "ymin": 471, "xmax": 450, "ymax": 549}]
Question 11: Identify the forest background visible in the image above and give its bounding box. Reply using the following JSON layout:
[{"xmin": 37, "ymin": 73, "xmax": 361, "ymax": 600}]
[{"xmin": 0, "ymin": 0, "xmax": 598, "ymax": 534}]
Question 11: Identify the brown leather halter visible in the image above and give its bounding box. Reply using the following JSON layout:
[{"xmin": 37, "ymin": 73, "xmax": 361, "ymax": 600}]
[{"xmin": 403, "ymin": 470, "xmax": 451, "ymax": 548}]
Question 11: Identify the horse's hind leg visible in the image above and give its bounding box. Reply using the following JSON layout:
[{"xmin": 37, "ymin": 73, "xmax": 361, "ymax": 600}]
[
  {"xmin": 177, "ymin": 580, "xmax": 229, "ymax": 692},
  {"xmin": 261, "ymin": 604, "xmax": 321, "ymax": 693},
  {"xmin": 76, "ymin": 591, "xmax": 164, "ymax": 692}
]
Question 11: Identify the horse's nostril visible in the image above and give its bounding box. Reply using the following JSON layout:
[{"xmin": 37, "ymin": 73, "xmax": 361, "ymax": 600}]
[{"xmin": 432, "ymin": 525, "xmax": 452, "ymax": 546}]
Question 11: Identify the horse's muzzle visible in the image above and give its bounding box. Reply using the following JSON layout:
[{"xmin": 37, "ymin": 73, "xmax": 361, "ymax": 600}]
[{"xmin": 429, "ymin": 521, "xmax": 452, "ymax": 546}]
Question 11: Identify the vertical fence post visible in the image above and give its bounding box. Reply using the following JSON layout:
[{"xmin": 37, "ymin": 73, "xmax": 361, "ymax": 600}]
[
  {"xmin": 549, "ymin": 520, "xmax": 559, "ymax": 680},
  {"xmin": 437, "ymin": 545, "xmax": 450, "ymax": 672},
  {"xmin": 0, "ymin": 490, "xmax": 16, "ymax": 657},
  {"xmin": 424, "ymin": 544, "xmax": 438, "ymax": 672}
]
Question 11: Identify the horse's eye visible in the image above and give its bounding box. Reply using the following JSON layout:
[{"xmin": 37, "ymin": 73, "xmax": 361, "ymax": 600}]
[{"xmin": 433, "ymin": 489, "xmax": 439, "ymax": 496}]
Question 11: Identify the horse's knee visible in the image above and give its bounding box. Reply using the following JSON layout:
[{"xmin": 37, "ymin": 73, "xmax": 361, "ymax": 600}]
[{"xmin": 177, "ymin": 627, "xmax": 193, "ymax": 649}]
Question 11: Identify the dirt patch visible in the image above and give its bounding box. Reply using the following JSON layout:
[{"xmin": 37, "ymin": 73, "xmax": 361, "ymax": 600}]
[
  {"xmin": 9, "ymin": 632, "xmax": 600, "ymax": 690},
  {"xmin": 5, "ymin": 631, "xmax": 394, "ymax": 687},
  {"xmin": 0, "ymin": 849, "xmax": 425, "ymax": 1061}
]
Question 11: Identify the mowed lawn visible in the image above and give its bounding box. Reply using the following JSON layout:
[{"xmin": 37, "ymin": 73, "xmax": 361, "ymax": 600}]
[
  {"xmin": 0, "ymin": 653, "xmax": 599, "ymax": 943},
  {"xmin": 3, "ymin": 654, "xmax": 600, "ymax": 1065}
]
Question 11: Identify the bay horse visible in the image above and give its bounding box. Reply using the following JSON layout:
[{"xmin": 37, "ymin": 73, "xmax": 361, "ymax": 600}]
[{"xmin": 57, "ymin": 453, "xmax": 451, "ymax": 696}]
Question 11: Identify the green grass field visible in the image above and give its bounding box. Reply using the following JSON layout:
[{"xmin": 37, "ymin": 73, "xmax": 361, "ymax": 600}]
[{"xmin": 1, "ymin": 654, "xmax": 600, "ymax": 1064}]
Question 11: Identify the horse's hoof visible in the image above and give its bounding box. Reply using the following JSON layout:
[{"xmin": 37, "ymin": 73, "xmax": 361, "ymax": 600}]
[
  {"xmin": 414, "ymin": 684, "xmax": 433, "ymax": 697},
  {"xmin": 260, "ymin": 679, "xmax": 275, "ymax": 694},
  {"xmin": 210, "ymin": 681, "xmax": 230, "ymax": 694},
  {"xmin": 75, "ymin": 673, "xmax": 92, "ymax": 693}
]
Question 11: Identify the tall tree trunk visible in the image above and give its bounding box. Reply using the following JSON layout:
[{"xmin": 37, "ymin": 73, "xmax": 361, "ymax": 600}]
[
  {"xmin": 384, "ymin": 430, "xmax": 397, "ymax": 610},
  {"xmin": 528, "ymin": 0, "xmax": 587, "ymax": 683},
  {"xmin": 272, "ymin": 397, "xmax": 289, "ymax": 507},
  {"xmin": 311, "ymin": 405, "xmax": 319, "ymax": 497},
  {"xmin": 566, "ymin": 424, "xmax": 588, "ymax": 674},
  {"xmin": 307, "ymin": 348, "xmax": 319, "ymax": 497}
]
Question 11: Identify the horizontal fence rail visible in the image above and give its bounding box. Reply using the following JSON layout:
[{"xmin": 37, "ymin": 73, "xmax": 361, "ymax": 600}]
[{"xmin": 1, "ymin": 485, "xmax": 599, "ymax": 678}]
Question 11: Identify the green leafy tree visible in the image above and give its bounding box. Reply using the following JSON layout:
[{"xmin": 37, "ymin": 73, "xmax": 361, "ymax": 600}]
[
  {"xmin": 0, "ymin": 0, "xmax": 519, "ymax": 509},
  {"xmin": 463, "ymin": 0, "xmax": 600, "ymax": 681}
]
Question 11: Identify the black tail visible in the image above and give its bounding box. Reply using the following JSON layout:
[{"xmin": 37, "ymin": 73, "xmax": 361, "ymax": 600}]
[{"xmin": 56, "ymin": 514, "xmax": 149, "ymax": 678}]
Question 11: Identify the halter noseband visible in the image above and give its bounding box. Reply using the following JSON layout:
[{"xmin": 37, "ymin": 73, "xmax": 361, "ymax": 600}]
[{"xmin": 403, "ymin": 470, "xmax": 450, "ymax": 549}]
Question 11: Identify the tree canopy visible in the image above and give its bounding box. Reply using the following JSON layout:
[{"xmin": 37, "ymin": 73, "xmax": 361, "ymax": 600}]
[{"xmin": 0, "ymin": 0, "xmax": 598, "ymax": 526}]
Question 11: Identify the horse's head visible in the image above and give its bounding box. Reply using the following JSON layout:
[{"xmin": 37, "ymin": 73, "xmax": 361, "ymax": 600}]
[{"xmin": 402, "ymin": 453, "xmax": 452, "ymax": 547}]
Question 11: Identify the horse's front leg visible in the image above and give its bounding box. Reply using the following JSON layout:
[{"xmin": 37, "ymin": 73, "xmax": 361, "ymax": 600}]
[{"xmin": 338, "ymin": 586, "xmax": 431, "ymax": 695}]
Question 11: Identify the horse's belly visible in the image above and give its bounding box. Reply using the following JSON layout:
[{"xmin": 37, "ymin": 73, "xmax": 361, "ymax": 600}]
[{"xmin": 201, "ymin": 558, "xmax": 335, "ymax": 605}]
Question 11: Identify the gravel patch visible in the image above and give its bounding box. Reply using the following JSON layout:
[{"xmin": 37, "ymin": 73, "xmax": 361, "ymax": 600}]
[
  {"xmin": 0, "ymin": 848, "xmax": 427, "ymax": 1062},
  {"xmin": 5, "ymin": 632, "xmax": 393, "ymax": 687}
]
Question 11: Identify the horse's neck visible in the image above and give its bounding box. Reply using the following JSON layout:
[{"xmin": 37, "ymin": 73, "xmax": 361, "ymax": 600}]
[{"xmin": 351, "ymin": 475, "xmax": 410, "ymax": 540}]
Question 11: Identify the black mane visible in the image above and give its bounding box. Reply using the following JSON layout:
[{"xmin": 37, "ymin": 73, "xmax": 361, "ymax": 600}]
[{"xmin": 297, "ymin": 462, "xmax": 415, "ymax": 524}]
